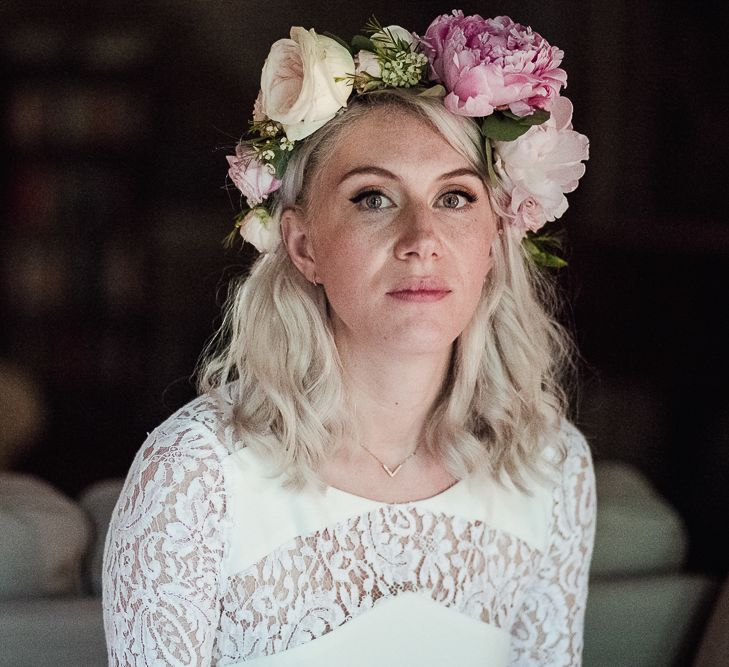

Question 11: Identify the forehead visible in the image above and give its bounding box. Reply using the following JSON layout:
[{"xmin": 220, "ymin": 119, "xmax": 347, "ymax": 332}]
[{"xmin": 320, "ymin": 107, "xmax": 471, "ymax": 178}]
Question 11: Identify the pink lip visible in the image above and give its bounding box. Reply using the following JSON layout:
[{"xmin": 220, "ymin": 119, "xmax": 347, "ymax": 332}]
[
  {"xmin": 387, "ymin": 276, "xmax": 452, "ymax": 302},
  {"xmin": 387, "ymin": 289, "xmax": 451, "ymax": 302},
  {"xmin": 388, "ymin": 276, "xmax": 451, "ymax": 292}
]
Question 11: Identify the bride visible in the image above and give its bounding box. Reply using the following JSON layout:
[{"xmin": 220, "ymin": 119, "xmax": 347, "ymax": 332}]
[{"xmin": 103, "ymin": 11, "xmax": 594, "ymax": 666}]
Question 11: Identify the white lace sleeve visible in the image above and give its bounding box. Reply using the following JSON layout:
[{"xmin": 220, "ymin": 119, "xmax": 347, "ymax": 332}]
[
  {"xmin": 102, "ymin": 421, "xmax": 229, "ymax": 666},
  {"xmin": 508, "ymin": 427, "xmax": 597, "ymax": 666}
]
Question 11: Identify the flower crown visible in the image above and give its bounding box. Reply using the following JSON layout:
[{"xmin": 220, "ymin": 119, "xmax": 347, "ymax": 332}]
[{"xmin": 226, "ymin": 12, "xmax": 589, "ymax": 267}]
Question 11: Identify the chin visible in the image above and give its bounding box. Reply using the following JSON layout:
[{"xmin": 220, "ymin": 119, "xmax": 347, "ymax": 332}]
[{"xmin": 378, "ymin": 324, "xmax": 460, "ymax": 356}]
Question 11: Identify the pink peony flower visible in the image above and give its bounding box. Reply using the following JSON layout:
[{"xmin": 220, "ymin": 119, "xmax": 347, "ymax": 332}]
[
  {"xmin": 494, "ymin": 96, "xmax": 589, "ymax": 233},
  {"xmin": 226, "ymin": 144, "xmax": 281, "ymax": 208},
  {"xmin": 422, "ymin": 11, "xmax": 567, "ymax": 118}
]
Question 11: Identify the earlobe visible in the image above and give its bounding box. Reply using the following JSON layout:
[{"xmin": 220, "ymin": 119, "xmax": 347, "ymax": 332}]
[{"xmin": 280, "ymin": 208, "xmax": 317, "ymax": 283}]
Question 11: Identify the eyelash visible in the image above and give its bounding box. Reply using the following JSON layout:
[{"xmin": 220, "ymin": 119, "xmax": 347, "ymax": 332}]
[
  {"xmin": 349, "ymin": 189, "xmax": 390, "ymax": 209},
  {"xmin": 440, "ymin": 189, "xmax": 479, "ymax": 208},
  {"xmin": 349, "ymin": 188, "xmax": 478, "ymax": 210}
]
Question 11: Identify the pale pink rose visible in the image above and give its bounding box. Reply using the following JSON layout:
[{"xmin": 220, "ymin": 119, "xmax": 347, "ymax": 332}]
[
  {"xmin": 512, "ymin": 193, "xmax": 547, "ymax": 233},
  {"xmin": 260, "ymin": 27, "xmax": 355, "ymax": 141},
  {"xmin": 239, "ymin": 207, "xmax": 280, "ymax": 253},
  {"xmin": 252, "ymin": 91, "xmax": 266, "ymax": 122},
  {"xmin": 494, "ymin": 96, "xmax": 589, "ymax": 231},
  {"xmin": 226, "ymin": 144, "xmax": 281, "ymax": 207},
  {"xmin": 422, "ymin": 11, "xmax": 567, "ymax": 118}
]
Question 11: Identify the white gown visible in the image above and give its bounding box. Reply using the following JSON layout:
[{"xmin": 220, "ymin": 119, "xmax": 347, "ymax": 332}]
[{"xmin": 102, "ymin": 391, "xmax": 596, "ymax": 666}]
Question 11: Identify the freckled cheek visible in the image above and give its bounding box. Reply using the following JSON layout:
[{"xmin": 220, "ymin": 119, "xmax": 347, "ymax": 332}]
[
  {"xmin": 320, "ymin": 252, "xmax": 380, "ymax": 332},
  {"xmin": 455, "ymin": 222, "xmax": 494, "ymax": 264},
  {"xmin": 317, "ymin": 244, "xmax": 381, "ymax": 298}
]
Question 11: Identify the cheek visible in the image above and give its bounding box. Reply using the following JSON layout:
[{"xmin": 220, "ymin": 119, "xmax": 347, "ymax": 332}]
[
  {"xmin": 315, "ymin": 225, "xmax": 383, "ymax": 283},
  {"xmin": 461, "ymin": 224, "xmax": 496, "ymax": 279},
  {"xmin": 319, "ymin": 243, "xmax": 364, "ymax": 285},
  {"xmin": 315, "ymin": 244, "xmax": 377, "ymax": 324}
]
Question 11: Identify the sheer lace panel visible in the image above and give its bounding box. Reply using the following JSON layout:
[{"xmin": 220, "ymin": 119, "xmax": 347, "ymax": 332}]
[
  {"xmin": 508, "ymin": 428, "xmax": 596, "ymax": 666},
  {"xmin": 103, "ymin": 393, "xmax": 595, "ymax": 667},
  {"xmin": 103, "ymin": 421, "xmax": 230, "ymax": 667},
  {"xmin": 215, "ymin": 506, "xmax": 540, "ymax": 663}
]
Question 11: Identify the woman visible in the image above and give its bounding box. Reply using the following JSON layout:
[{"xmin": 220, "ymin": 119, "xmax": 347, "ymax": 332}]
[{"xmin": 103, "ymin": 12, "xmax": 594, "ymax": 666}]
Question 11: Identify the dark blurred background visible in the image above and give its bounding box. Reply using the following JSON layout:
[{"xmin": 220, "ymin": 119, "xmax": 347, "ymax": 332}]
[{"xmin": 1, "ymin": 0, "xmax": 727, "ymax": 577}]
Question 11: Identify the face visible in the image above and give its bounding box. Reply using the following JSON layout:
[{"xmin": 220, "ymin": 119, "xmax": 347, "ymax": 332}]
[{"xmin": 284, "ymin": 108, "xmax": 498, "ymax": 358}]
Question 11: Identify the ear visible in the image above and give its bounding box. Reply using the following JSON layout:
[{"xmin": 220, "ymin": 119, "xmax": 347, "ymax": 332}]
[{"xmin": 280, "ymin": 207, "xmax": 317, "ymax": 283}]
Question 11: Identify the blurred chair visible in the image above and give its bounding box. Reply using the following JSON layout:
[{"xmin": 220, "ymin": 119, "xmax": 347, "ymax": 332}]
[
  {"xmin": 0, "ymin": 366, "xmax": 722, "ymax": 666},
  {"xmin": 580, "ymin": 375, "xmax": 719, "ymax": 666},
  {"xmin": 692, "ymin": 569, "xmax": 729, "ymax": 666},
  {"xmin": 0, "ymin": 473, "xmax": 106, "ymax": 667},
  {"xmin": 584, "ymin": 461, "xmax": 717, "ymax": 667}
]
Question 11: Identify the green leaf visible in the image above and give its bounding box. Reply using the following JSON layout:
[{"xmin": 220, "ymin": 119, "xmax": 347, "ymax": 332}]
[
  {"xmin": 223, "ymin": 227, "xmax": 240, "ymax": 249},
  {"xmin": 536, "ymin": 251, "xmax": 568, "ymax": 268},
  {"xmin": 378, "ymin": 27, "xmax": 412, "ymax": 53},
  {"xmin": 500, "ymin": 109, "xmax": 551, "ymax": 126},
  {"xmin": 500, "ymin": 110, "xmax": 521, "ymax": 121},
  {"xmin": 481, "ymin": 113, "xmax": 532, "ymax": 141},
  {"xmin": 351, "ymin": 35, "xmax": 375, "ymax": 53},
  {"xmin": 324, "ymin": 32, "xmax": 353, "ymax": 53},
  {"xmin": 522, "ymin": 237, "xmax": 540, "ymax": 254},
  {"xmin": 483, "ymin": 139, "xmax": 499, "ymax": 186},
  {"xmin": 528, "ymin": 230, "xmax": 564, "ymax": 249},
  {"xmin": 523, "ymin": 236, "xmax": 568, "ymax": 268},
  {"xmin": 224, "ymin": 211, "xmax": 248, "ymax": 249},
  {"xmin": 362, "ymin": 15, "xmax": 384, "ymax": 35},
  {"xmin": 272, "ymin": 151, "xmax": 290, "ymax": 179},
  {"xmin": 519, "ymin": 109, "xmax": 550, "ymax": 126}
]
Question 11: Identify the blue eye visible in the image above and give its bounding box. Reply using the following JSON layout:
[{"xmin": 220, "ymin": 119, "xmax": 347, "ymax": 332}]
[
  {"xmin": 350, "ymin": 190, "xmax": 394, "ymax": 210},
  {"xmin": 439, "ymin": 190, "xmax": 476, "ymax": 209}
]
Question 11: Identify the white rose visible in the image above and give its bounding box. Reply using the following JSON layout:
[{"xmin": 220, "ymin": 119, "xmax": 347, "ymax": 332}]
[
  {"xmin": 239, "ymin": 207, "xmax": 280, "ymax": 253},
  {"xmin": 494, "ymin": 96, "xmax": 589, "ymax": 223},
  {"xmin": 355, "ymin": 50, "xmax": 381, "ymax": 79},
  {"xmin": 359, "ymin": 26, "xmax": 417, "ymax": 79},
  {"xmin": 251, "ymin": 91, "xmax": 266, "ymax": 122},
  {"xmin": 371, "ymin": 25, "xmax": 416, "ymax": 49},
  {"xmin": 260, "ymin": 27, "xmax": 355, "ymax": 141}
]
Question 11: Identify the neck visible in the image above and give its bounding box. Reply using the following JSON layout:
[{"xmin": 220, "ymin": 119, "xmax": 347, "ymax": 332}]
[{"xmin": 335, "ymin": 337, "xmax": 453, "ymax": 462}]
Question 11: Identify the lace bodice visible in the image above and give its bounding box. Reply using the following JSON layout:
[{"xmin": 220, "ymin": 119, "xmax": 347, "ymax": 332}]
[{"xmin": 103, "ymin": 393, "xmax": 596, "ymax": 666}]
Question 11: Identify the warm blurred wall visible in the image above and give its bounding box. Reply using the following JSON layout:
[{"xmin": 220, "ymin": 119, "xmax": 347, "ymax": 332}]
[{"xmin": 1, "ymin": 0, "xmax": 727, "ymax": 574}]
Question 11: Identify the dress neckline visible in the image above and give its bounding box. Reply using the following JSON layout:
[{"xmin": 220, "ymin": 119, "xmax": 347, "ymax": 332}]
[{"xmin": 323, "ymin": 475, "xmax": 469, "ymax": 507}]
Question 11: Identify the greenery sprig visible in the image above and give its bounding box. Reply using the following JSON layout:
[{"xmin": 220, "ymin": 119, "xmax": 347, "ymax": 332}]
[{"xmin": 523, "ymin": 232, "xmax": 568, "ymax": 268}]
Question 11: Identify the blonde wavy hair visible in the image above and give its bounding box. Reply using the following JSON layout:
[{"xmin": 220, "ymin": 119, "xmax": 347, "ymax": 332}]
[{"xmin": 199, "ymin": 89, "xmax": 574, "ymax": 489}]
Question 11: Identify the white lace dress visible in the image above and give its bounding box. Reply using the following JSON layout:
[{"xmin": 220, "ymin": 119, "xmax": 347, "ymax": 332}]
[{"xmin": 102, "ymin": 392, "xmax": 596, "ymax": 666}]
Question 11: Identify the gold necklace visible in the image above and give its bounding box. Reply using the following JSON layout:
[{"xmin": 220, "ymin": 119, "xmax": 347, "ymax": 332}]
[{"xmin": 359, "ymin": 441, "xmax": 421, "ymax": 478}]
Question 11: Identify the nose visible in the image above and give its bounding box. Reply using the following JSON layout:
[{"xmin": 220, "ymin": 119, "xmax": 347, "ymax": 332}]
[{"xmin": 393, "ymin": 205, "xmax": 443, "ymax": 261}]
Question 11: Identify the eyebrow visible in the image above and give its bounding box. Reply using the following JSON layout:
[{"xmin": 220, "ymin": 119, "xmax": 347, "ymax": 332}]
[{"xmin": 337, "ymin": 166, "xmax": 483, "ymax": 186}]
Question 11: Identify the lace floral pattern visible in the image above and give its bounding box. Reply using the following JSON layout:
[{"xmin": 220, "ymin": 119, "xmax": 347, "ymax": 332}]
[
  {"xmin": 507, "ymin": 424, "xmax": 596, "ymax": 665},
  {"xmin": 103, "ymin": 395, "xmax": 596, "ymax": 667},
  {"xmin": 103, "ymin": 398, "xmax": 232, "ymax": 666},
  {"xmin": 215, "ymin": 507, "xmax": 539, "ymax": 663}
]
